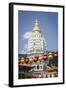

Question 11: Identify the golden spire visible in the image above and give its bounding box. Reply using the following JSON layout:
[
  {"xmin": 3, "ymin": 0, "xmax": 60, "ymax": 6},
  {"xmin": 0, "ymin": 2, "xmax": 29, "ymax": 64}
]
[{"xmin": 33, "ymin": 19, "xmax": 40, "ymax": 31}]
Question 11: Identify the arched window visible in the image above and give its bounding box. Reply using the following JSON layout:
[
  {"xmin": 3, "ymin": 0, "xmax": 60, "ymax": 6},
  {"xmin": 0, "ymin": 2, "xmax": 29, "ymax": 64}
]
[{"xmin": 37, "ymin": 64, "xmax": 39, "ymax": 69}]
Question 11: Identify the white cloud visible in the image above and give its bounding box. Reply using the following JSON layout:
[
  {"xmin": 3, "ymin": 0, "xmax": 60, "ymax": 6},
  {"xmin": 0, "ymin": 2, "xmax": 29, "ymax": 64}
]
[
  {"xmin": 21, "ymin": 50, "xmax": 26, "ymax": 54},
  {"xmin": 24, "ymin": 44, "xmax": 27, "ymax": 49},
  {"xmin": 23, "ymin": 32, "xmax": 32, "ymax": 39}
]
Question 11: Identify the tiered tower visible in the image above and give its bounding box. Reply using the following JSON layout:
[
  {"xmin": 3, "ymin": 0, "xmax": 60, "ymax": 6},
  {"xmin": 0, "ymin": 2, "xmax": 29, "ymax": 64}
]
[{"xmin": 27, "ymin": 19, "xmax": 47, "ymax": 55}]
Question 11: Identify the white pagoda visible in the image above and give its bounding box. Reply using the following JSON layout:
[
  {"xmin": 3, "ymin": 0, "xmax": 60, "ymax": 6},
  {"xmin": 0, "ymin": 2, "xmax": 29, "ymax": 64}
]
[{"xmin": 27, "ymin": 19, "xmax": 47, "ymax": 55}]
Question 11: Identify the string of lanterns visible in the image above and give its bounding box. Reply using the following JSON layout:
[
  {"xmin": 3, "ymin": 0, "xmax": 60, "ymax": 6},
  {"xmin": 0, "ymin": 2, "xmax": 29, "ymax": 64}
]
[{"xmin": 19, "ymin": 52, "xmax": 58, "ymax": 65}]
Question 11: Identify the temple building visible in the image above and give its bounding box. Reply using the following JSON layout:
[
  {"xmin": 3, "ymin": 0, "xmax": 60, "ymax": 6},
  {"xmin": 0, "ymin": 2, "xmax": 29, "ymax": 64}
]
[
  {"xmin": 27, "ymin": 19, "xmax": 47, "ymax": 55},
  {"xmin": 19, "ymin": 19, "xmax": 48, "ymax": 73}
]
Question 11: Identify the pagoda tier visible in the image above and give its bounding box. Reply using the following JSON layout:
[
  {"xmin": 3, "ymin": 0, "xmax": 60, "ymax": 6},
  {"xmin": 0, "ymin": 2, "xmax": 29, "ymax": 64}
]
[{"xmin": 27, "ymin": 19, "xmax": 47, "ymax": 55}]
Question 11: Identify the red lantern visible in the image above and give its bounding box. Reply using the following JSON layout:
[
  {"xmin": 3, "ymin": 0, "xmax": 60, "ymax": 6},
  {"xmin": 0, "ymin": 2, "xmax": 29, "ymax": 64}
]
[
  {"xmin": 38, "ymin": 55, "xmax": 43, "ymax": 62},
  {"xmin": 53, "ymin": 51, "xmax": 58, "ymax": 59},
  {"xmin": 25, "ymin": 58, "xmax": 29, "ymax": 64},
  {"xmin": 33, "ymin": 56, "xmax": 38, "ymax": 62},
  {"xmin": 43, "ymin": 54, "xmax": 48, "ymax": 61}
]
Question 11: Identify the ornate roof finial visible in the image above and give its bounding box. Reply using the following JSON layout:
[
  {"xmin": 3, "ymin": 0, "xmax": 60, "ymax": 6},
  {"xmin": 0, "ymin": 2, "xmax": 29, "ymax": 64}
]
[
  {"xmin": 33, "ymin": 19, "xmax": 40, "ymax": 31},
  {"xmin": 35, "ymin": 19, "xmax": 39, "ymax": 26}
]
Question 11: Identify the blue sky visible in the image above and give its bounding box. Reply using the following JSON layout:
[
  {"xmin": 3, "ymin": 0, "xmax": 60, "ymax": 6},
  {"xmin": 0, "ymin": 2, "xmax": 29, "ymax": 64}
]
[{"xmin": 18, "ymin": 10, "xmax": 58, "ymax": 54}]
